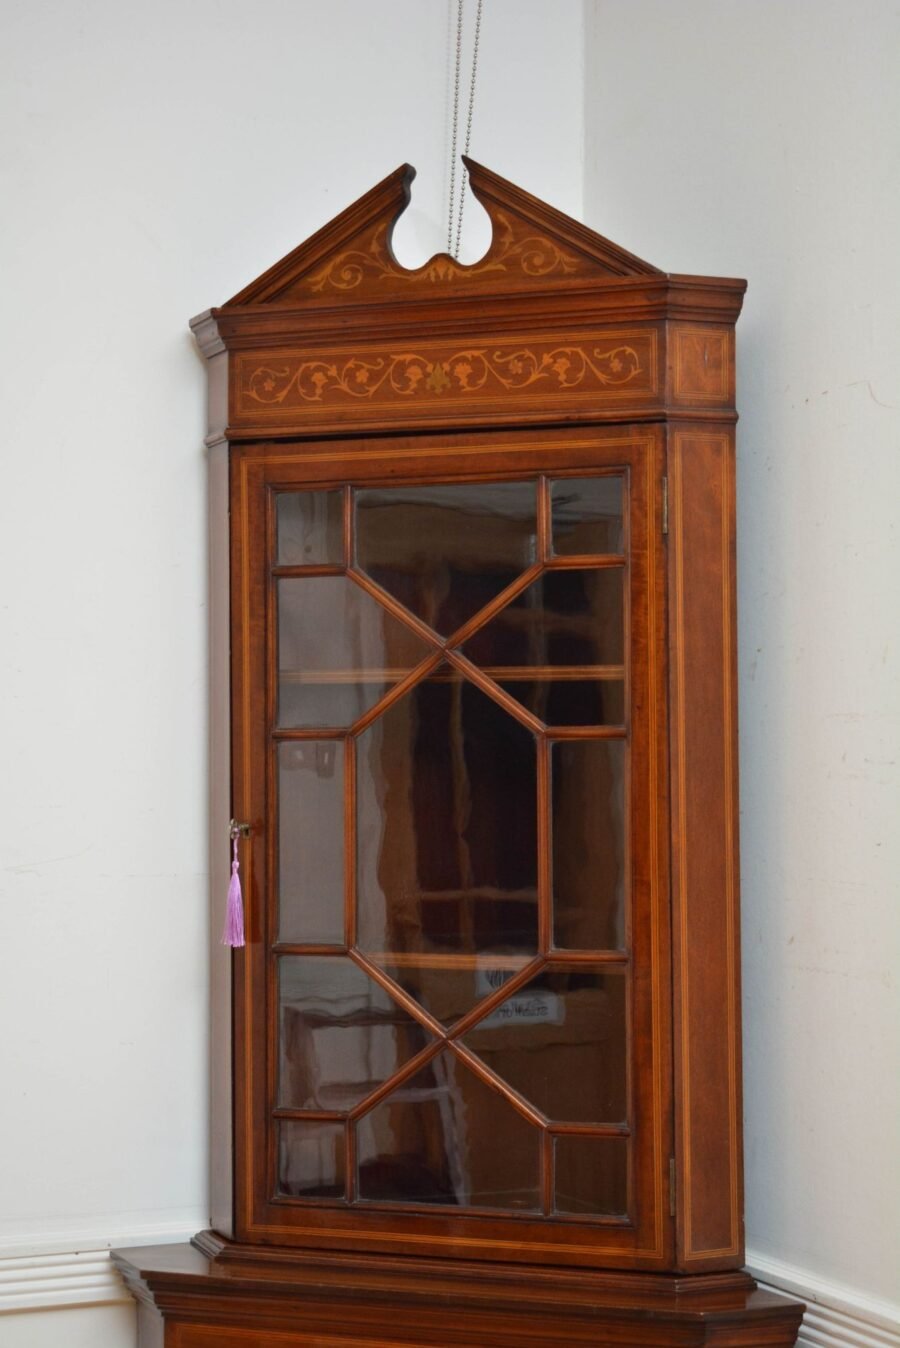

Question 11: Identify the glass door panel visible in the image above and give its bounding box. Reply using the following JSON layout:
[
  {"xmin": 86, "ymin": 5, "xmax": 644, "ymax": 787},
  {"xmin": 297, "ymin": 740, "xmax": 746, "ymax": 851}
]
[
  {"xmin": 277, "ymin": 575, "xmax": 433, "ymax": 728},
  {"xmin": 356, "ymin": 1049, "xmax": 542, "ymax": 1210},
  {"xmin": 356, "ymin": 665, "xmax": 539, "ymax": 957},
  {"xmin": 355, "ymin": 481, "xmax": 538, "ymax": 635},
  {"xmin": 554, "ymin": 1135, "xmax": 628, "ymax": 1216},
  {"xmin": 460, "ymin": 965, "xmax": 627, "ymax": 1124},
  {"xmin": 369, "ymin": 957, "xmax": 534, "ymax": 1030},
  {"xmin": 552, "ymin": 739, "xmax": 626, "ymax": 950},
  {"xmin": 278, "ymin": 1120, "xmax": 345, "ymax": 1200},
  {"xmin": 550, "ymin": 476, "xmax": 624, "ymax": 556},
  {"xmin": 269, "ymin": 469, "xmax": 637, "ymax": 1225},
  {"xmin": 277, "ymin": 955, "xmax": 432, "ymax": 1111},
  {"xmin": 461, "ymin": 567, "xmax": 625, "ymax": 727},
  {"xmin": 277, "ymin": 741, "xmax": 344, "ymax": 945},
  {"xmin": 276, "ymin": 489, "xmax": 344, "ymax": 565}
]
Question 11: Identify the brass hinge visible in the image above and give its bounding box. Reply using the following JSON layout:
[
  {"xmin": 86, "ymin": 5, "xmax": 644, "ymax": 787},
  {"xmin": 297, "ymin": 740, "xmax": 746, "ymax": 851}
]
[
  {"xmin": 662, "ymin": 476, "xmax": 669, "ymax": 536},
  {"xmin": 669, "ymin": 1157, "xmax": 677, "ymax": 1217}
]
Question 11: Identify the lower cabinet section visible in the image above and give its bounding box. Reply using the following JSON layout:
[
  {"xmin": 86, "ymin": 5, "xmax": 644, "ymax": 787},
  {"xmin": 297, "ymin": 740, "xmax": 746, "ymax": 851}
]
[{"xmin": 114, "ymin": 1240, "xmax": 805, "ymax": 1348}]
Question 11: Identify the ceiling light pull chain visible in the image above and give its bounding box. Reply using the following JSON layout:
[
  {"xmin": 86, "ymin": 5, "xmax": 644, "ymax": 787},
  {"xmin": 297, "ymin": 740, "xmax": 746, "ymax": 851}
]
[
  {"xmin": 447, "ymin": 0, "xmax": 464, "ymax": 255},
  {"xmin": 447, "ymin": 0, "xmax": 484, "ymax": 261},
  {"xmin": 454, "ymin": 0, "xmax": 483, "ymax": 260}
]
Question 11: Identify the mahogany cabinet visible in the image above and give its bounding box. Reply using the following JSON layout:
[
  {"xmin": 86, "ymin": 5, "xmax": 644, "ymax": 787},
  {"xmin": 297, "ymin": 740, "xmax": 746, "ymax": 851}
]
[{"xmin": 114, "ymin": 161, "xmax": 803, "ymax": 1347}]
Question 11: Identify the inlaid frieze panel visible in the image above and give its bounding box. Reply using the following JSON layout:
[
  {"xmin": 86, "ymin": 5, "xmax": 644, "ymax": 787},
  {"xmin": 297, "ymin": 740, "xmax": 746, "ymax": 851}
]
[
  {"xmin": 231, "ymin": 329, "xmax": 658, "ymax": 430},
  {"xmin": 304, "ymin": 210, "xmax": 581, "ymax": 296}
]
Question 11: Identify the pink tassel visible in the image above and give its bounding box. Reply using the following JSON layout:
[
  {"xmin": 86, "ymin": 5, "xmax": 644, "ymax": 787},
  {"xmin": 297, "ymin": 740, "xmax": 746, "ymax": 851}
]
[{"xmin": 222, "ymin": 835, "xmax": 245, "ymax": 948}]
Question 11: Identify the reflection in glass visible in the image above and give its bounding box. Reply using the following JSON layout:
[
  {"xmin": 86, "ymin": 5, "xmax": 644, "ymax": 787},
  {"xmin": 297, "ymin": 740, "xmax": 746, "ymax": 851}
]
[
  {"xmin": 278, "ymin": 1120, "xmax": 345, "ymax": 1199},
  {"xmin": 356, "ymin": 481, "xmax": 537, "ymax": 636},
  {"xmin": 462, "ymin": 967, "xmax": 627, "ymax": 1123},
  {"xmin": 357, "ymin": 669, "xmax": 538, "ymax": 956},
  {"xmin": 551, "ymin": 476, "xmax": 624, "ymax": 556},
  {"xmin": 554, "ymin": 1135, "xmax": 628, "ymax": 1216},
  {"xmin": 278, "ymin": 741, "xmax": 344, "ymax": 945},
  {"xmin": 277, "ymin": 576, "xmax": 432, "ymax": 728},
  {"xmin": 356, "ymin": 1049, "xmax": 540, "ymax": 1208},
  {"xmin": 462, "ymin": 568, "xmax": 624, "ymax": 725},
  {"xmin": 277, "ymin": 490, "xmax": 344, "ymax": 566},
  {"xmin": 278, "ymin": 956, "xmax": 432, "ymax": 1110},
  {"xmin": 553, "ymin": 741, "xmax": 626, "ymax": 950},
  {"xmin": 495, "ymin": 677, "xmax": 625, "ymax": 727},
  {"xmin": 374, "ymin": 960, "xmax": 531, "ymax": 1029}
]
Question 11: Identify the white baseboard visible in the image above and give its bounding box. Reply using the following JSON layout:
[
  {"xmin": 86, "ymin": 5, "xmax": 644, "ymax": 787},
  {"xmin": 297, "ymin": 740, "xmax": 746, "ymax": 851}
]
[
  {"xmin": 746, "ymin": 1248, "xmax": 900, "ymax": 1348},
  {"xmin": 0, "ymin": 1250, "xmax": 128, "ymax": 1313},
  {"xmin": 0, "ymin": 1222, "xmax": 202, "ymax": 1314}
]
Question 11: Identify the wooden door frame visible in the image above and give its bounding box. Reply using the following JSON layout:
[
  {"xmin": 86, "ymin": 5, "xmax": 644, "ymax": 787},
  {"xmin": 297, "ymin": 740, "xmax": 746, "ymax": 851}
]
[{"xmin": 227, "ymin": 424, "xmax": 674, "ymax": 1270}]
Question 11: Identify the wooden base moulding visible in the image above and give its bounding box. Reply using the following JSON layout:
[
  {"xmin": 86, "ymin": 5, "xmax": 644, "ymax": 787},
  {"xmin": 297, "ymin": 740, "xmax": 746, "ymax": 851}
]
[{"xmin": 113, "ymin": 1238, "xmax": 805, "ymax": 1348}]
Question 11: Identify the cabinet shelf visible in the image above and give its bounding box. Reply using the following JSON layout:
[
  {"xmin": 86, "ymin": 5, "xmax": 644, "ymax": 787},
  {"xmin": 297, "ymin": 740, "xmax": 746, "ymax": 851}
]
[
  {"xmin": 357, "ymin": 950, "xmax": 629, "ymax": 969},
  {"xmin": 279, "ymin": 665, "xmax": 626, "ymax": 685}
]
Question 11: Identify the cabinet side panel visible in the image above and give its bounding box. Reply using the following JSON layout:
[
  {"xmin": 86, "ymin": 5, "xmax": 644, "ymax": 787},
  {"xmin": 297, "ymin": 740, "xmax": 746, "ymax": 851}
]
[
  {"xmin": 209, "ymin": 435, "xmax": 233, "ymax": 1237},
  {"xmin": 668, "ymin": 429, "xmax": 742, "ymax": 1268}
]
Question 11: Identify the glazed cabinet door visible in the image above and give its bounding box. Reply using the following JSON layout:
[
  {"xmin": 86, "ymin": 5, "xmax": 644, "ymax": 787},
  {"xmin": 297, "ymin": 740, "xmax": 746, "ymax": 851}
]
[{"xmin": 229, "ymin": 426, "xmax": 672, "ymax": 1269}]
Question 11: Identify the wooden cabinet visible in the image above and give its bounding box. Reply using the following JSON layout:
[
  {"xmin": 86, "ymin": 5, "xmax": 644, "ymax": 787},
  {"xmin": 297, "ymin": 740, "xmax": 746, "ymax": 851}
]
[{"xmin": 114, "ymin": 161, "xmax": 803, "ymax": 1346}]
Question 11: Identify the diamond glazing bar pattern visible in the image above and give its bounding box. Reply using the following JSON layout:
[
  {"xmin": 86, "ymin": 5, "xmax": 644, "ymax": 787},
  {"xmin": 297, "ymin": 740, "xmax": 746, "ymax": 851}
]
[{"xmin": 273, "ymin": 473, "xmax": 632, "ymax": 1217}]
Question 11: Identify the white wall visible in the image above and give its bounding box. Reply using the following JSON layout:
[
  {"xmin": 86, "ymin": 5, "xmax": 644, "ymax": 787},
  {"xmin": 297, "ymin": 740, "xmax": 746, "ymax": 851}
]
[
  {"xmin": 585, "ymin": 0, "xmax": 900, "ymax": 1320},
  {"xmin": 5, "ymin": 1, "xmax": 898, "ymax": 1344},
  {"xmin": 0, "ymin": 2, "xmax": 585, "ymax": 1344},
  {"xmin": 0, "ymin": 1306, "xmax": 136, "ymax": 1348}
]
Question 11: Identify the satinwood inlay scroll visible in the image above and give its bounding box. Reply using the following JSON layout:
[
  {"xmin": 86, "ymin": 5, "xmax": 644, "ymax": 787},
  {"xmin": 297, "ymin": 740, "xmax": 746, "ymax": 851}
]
[
  {"xmin": 244, "ymin": 341, "xmax": 647, "ymax": 407},
  {"xmin": 306, "ymin": 211, "xmax": 580, "ymax": 294}
]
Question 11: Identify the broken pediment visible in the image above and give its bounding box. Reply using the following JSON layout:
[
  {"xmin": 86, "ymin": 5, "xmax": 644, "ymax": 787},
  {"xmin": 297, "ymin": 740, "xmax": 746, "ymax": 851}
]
[{"xmin": 224, "ymin": 158, "xmax": 662, "ymax": 309}]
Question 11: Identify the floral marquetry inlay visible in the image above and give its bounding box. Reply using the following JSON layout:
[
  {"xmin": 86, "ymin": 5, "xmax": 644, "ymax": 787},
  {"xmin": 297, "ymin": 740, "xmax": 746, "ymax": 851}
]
[
  {"xmin": 305, "ymin": 212, "xmax": 580, "ymax": 295},
  {"xmin": 237, "ymin": 334, "xmax": 656, "ymax": 423}
]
